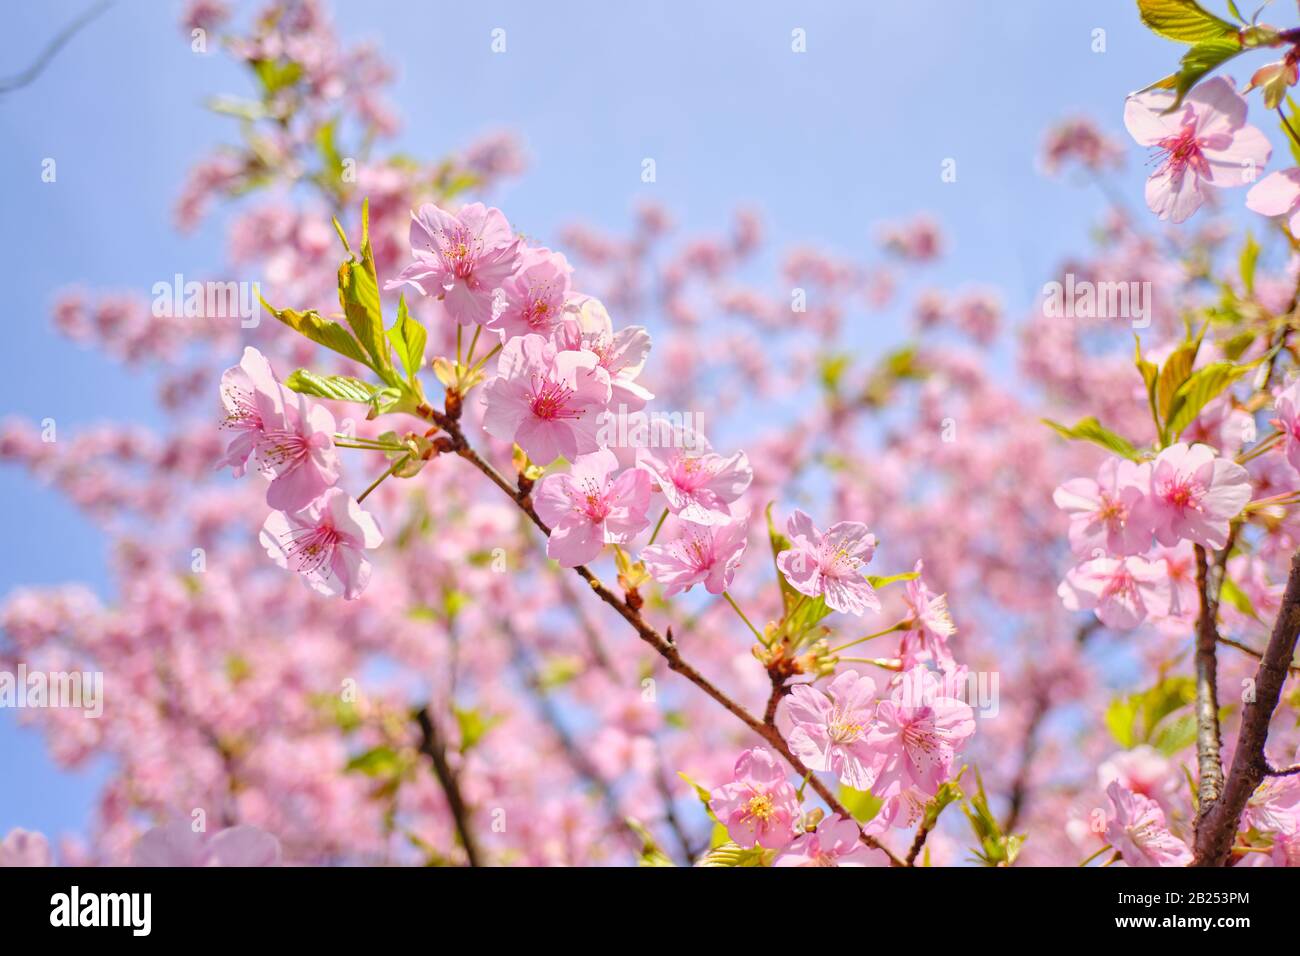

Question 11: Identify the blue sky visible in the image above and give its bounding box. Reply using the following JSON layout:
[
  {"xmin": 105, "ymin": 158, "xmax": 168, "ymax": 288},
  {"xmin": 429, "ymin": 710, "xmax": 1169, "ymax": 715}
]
[{"xmin": 0, "ymin": 0, "xmax": 1267, "ymax": 841}]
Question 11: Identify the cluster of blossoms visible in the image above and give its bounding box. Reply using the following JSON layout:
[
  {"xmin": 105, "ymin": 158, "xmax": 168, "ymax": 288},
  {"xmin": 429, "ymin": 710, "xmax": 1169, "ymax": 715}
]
[
  {"xmin": 219, "ymin": 346, "xmax": 383, "ymax": 599},
  {"xmin": 9, "ymin": 0, "xmax": 1300, "ymax": 870},
  {"xmin": 1054, "ymin": 442, "xmax": 1251, "ymax": 630}
]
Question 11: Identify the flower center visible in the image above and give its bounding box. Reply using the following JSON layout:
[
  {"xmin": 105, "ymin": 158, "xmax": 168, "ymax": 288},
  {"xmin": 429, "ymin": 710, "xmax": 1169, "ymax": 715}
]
[
  {"xmin": 281, "ymin": 524, "xmax": 340, "ymax": 574},
  {"xmin": 1154, "ymin": 124, "xmax": 1209, "ymax": 180},
  {"xmin": 529, "ymin": 376, "xmax": 580, "ymax": 422},
  {"xmin": 744, "ymin": 794, "xmax": 774, "ymax": 821}
]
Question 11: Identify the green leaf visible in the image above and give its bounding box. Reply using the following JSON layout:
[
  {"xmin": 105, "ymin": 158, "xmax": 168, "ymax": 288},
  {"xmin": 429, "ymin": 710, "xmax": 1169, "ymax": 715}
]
[
  {"xmin": 1041, "ymin": 416, "xmax": 1142, "ymax": 460},
  {"xmin": 315, "ymin": 118, "xmax": 343, "ymax": 180},
  {"xmin": 866, "ymin": 571, "xmax": 920, "ymax": 589},
  {"xmin": 336, "ymin": 199, "xmax": 397, "ymax": 384},
  {"xmin": 839, "ymin": 785, "xmax": 883, "ymax": 824},
  {"xmin": 695, "ymin": 842, "xmax": 775, "ymax": 867},
  {"xmin": 1156, "ymin": 337, "xmax": 1201, "ymax": 423},
  {"xmin": 252, "ymin": 57, "xmax": 303, "ymax": 95},
  {"xmin": 1164, "ymin": 360, "xmax": 1253, "ymax": 439},
  {"xmin": 1219, "ymin": 575, "xmax": 1261, "ymax": 621},
  {"xmin": 1151, "ymin": 712, "xmax": 1198, "ymax": 756},
  {"xmin": 1105, "ymin": 697, "xmax": 1141, "ymax": 749},
  {"xmin": 258, "ymin": 294, "xmax": 370, "ymax": 367},
  {"xmin": 961, "ymin": 769, "xmax": 1024, "ymax": 866},
  {"xmin": 284, "ymin": 369, "xmax": 379, "ymax": 404},
  {"xmin": 1239, "ymin": 232, "xmax": 1259, "ymax": 296},
  {"xmin": 1285, "ymin": 98, "xmax": 1300, "ymax": 167},
  {"xmin": 765, "ymin": 502, "xmax": 802, "ymax": 614},
  {"xmin": 1137, "ymin": 0, "xmax": 1239, "ymax": 43},
  {"xmin": 1135, "ymin": 335, "xmax": 1162, "ymax": 432},
  {"xmin": 1165, "ymin": 37, "xmax": 1244, "ymax": 108},
  {"xmin": 387, "ymin": 294, "xmax": 428, "ymax": 383},
  {"xmin": 626, "ymin": 818, "xmax": 675, "ymax": 867},
  {"xmin": 452, "ymin": 705, "xmax": 502, "ymax": 753},
  {"xmin": 346, "ymin": 746, "xmax": 402, "ymax": 777}
]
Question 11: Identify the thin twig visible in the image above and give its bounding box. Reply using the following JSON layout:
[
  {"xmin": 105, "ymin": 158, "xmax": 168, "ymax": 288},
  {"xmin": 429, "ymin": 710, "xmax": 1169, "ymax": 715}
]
[{"xmin": 0, "ymin": 1, "xmax": 112, "ymax": 94}]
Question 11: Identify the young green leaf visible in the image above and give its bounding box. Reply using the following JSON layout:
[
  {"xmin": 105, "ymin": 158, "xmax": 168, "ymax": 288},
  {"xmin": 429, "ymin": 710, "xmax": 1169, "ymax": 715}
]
[
  {"xmin": 387, "ymin": 294, "xmax": 428, "ymax": 383},
  {"xmin": 1137, "ymin": 0, "xmax": 1239, "ymax": 43},
  {"xmin": 1041, "ymin": 416, "xmax": 1142, "ymax": 460},
  {"xmin": 258, "ymin": 294, "xmax": 370, "ymax": 367},
  {"xmin": 1163, "ymin": 360, "xmax": 1253, "ymax": 439},
  {"xmin": 284, "ymin": 369, "xmax": 379, "ymax": 404},
  {"xmin": 337, "ymin": 199, "xmax": 398, "ymax": 384}
]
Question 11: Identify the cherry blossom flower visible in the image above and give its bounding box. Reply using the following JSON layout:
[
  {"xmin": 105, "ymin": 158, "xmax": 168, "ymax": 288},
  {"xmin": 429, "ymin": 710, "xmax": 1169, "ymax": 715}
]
[
  {"xmin": 1242, "ymin": 749, "xmax": 1300, "ymax": 836},
  {"xmin": 132, "ymin": 822, "xmax": 282, "ymax": 867},
  {"xmin": 217, "ymin": 346, "xmax": 286, "ymax": 477},
  {"xmin": 489, "ymin": 245, "xmax": 572, "ymax": 340},
  {"xmin": 1272, "ymin": 379, "xmax": 1300, "ymax": 474},
  {"xmin": 386, "ymin": 202, "xmax": 522, "ymax": 326},
  {"xmin": 776, "ymin": 509, "xmax": 881, "ymax": 616},
  {"xmin": 258, "ymin": 390, "xmax": 342, "ymax": 512},
  {"xmin": 1098, "ymin": 745, "xmax": 1181, "ymax": 819},
  {"xmin": 708, "ymin": 747, "xmax": 799, "ymax": 850},
  {"xmin": 774, "ymin": 814, "xmax": 878, "ymax": 867},
  {"xmin": 1247, "ymin": 168, "xmax": 1300, "ymax": 235},
  {"xmin": 0, "ymin": 828, "xmax": 51, "ymax": 867},
  {"xmin": 1058, "ymin": 555, "xmax": 1171, "ymax": 630},
  {"xmin": 555, "ymin": 296, "xmax": 655, "ymax": 411},
  {"xmin": 481, "ymin": 333, "xmax": 612, "ymax": 465},
  {"xmin": 636, "ymin": 439, "xmax": 752, "ymax": 526},
  {"xmin": 784, "ymin": 670, "xmax": 881, "ymax": 790},
  {"xmin": 865, "ymin": 667, "xmax": 974, "ymax": 798},
  {"xmin": 1131, "ymin": 442, "xmax": 1251, "ymax": 549},
  {"xmin": 898, "ymin": 560, "xmax": 956, "ymax": 669},
  {"xmin": 1123, "ymin": 77, "xmax": 1271, "ymax": 223},
  {"xmin": 533, "ymin": 449, "xmax": 651, "ymax": 567},
  {"xmin": 641, "ymin": 513, "xmax": 748, "ymax": 596},
  {"xmin": 1052, "ymin": 457, "xmax": 1152, "ymax": 556},
  {"xmin": 1104, "ymin": 781, "xmax": 1192, "ymax": 867},
  {"xmin": 260, "ymin": 488, "xmax": 383, "ymax": 600}
]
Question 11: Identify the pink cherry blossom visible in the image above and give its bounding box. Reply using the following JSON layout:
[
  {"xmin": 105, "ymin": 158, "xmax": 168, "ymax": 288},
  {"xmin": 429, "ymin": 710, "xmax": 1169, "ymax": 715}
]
[
  {"xmin": 258, "ymin": 390, "xmax": 342, "ymax": 512},
  {"xmin": 1058, "ymin": 555, "xmax": 1172, "ymax": 630},
  {"xmin": 1246, "ymin": 167, "xmax": 1300, "ymax": 234},
  {"xmin": 708, "ymin": 747, "xmax": 799, "ymax": 850},
  {"xmin": 898, "ymin": 559, "xmax": 956, "ymax": 669},
  {"xmin": 481, "ymin": 333, "xmax": 612, "ymax": 465},
  {"xmin": 217, "ymin": 346, "xmax": 286, "ymax": 477},
  {"xmin": 533, "ymin": 449, "xmax": 651, "ymax": 567},
  {"xmin": 865, "ymin": 666, "xmax": 975, "ymax": 797},
  {"xmin": 553, "ymin": 296, "xmax": 655, "ymax": 410},
  {"xmin": 489, "ymin": 245, "xmax": 572, "ymax": 339},
  {"xmin": 1243, "ymin": 749, "xmax": 1300, "ymax": 836},
  {"xmin": 386, "ymin": 202, "xmax": 522, "ymax": 326},
  {"xmin": 1104, "ymin": 781, "xmax": 1192, "ymax": 867},
  {"xmin": 774, "ymin": 814, "xmax": 878, "ymax": 867},
  {"xmin": 0, "ymin": 828, "xmax": 51, "ymax": 867},
  {"xmin": 776, "ymin": 509, "xmax": 881, "ymax": 616},
  {"xmin": 1124, "ymin": 77, "xmax": 1271, "ymax": 223},
  {"xmin": 636, "ymin": 437, "xmax": 752, "ymax": 527},
  {"xmin": 1272, "ymin": 379, "xmax": 1300, "ymax": 473},
  {"xmin": 784, "ymin": 670, "xmax": 881, "ymax": 790},
  {"xmin": 260, "ymin": 487, "xmax": 383, "ymax": 600},
  {"xmin": 132, "ymin": 822, "xmax": 282, "ymax": 867},
  {"xmin": 1052, "ymin": 457, "xmax": 1152, "ymax": 556},
  {"xmin": 1132, "ymin": 442, "xmax": 1251, "ymax": 549},
  {"xmin": 641, "ymin": 513, "xmax": 748, "ymax": 596}
]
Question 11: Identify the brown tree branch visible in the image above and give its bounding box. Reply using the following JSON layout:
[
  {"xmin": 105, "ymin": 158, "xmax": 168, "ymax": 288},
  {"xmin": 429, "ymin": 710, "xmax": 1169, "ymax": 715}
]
[
  {"xmin": 414, "ymin": 705, "xmax": 482, "ymax": 867},
  {"xmin": 1192, "ymin": 544, "xmax": 1226, "ymax": 818},
  {"xmin": 415, "ymin": 400, "xmax": 906, "ymax": 866},
  {"xmin": 1192, "ymin": 546, "xmax": 1300, "ymax": 866}
]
